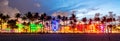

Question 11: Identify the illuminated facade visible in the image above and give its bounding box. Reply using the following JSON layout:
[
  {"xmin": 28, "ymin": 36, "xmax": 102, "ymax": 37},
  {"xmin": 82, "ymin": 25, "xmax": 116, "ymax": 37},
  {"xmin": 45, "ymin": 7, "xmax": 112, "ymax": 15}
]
[{"xmin": 0, "ymin": 20, "xmax": 120, "ymax": 33}]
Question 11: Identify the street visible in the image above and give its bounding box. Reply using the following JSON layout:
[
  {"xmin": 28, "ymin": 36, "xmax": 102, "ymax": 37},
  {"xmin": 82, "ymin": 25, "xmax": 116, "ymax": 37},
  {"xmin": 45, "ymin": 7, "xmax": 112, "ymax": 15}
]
[{"xmin": 0, "ymin": 33, "xmax": 120, "ymax": 41}]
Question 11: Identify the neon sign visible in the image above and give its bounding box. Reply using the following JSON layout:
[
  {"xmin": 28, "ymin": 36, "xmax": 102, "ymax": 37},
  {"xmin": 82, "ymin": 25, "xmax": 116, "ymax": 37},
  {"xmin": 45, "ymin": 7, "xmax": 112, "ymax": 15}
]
[{"xmin": 51, "ymin": 20, "xmax": 59, "ymax": 32}]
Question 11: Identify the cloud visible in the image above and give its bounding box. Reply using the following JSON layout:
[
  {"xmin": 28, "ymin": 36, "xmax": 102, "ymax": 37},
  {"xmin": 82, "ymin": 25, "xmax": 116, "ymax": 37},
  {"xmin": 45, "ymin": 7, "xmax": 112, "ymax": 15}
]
[
  {"xmin": 0, "ymin": 0, "xmax": 20, "ymax": 18},
  {"xmin": 74, "ymin": 8, "xmax": 100, "ymax": 14},
  {"xmin": 70, "ymin": 0, "xmax": 120, "ymax": 19},
  {"xmin": 52, "ymin": 11, "xmax": 69, "ymax": 17},
  {"xmin": 0, "ymin": 0, "xmax": 8, "ymax": 6},
  {"xmin": 34, "ymin": 3, "xmax": 40, "ymax": 7},
  {"xmin": 0, "ymin": 0, "xmax": 119, "ymax": 20},
  {"xmin": 8, "ymin": 0, "xmax": 41, "ymax": 13}
]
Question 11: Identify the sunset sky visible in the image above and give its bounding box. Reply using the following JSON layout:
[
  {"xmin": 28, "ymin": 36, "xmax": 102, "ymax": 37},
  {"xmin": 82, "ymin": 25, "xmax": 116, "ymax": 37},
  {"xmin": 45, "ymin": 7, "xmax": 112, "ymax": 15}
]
[{"xmin": 0, "ymin": 0, "xmax": 120, "ymax": 18}]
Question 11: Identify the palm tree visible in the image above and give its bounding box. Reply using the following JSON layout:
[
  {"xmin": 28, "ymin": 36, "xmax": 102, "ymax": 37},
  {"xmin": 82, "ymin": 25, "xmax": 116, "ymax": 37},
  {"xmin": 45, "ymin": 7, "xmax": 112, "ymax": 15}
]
[
  {"xmin": 3, "ymin": 15, "xmax": 10, "ymax": 22},
  {"xmin": 69, "ymin": 14, "xmax": 77, "ymax": 33},
  {"xmin": 6, "ymin": 15, "xmax": 10, "ymax": 20},
  {"xmin": 107, "ymin": 11, "xmax": 114, "ymax": 33},
  {"xmin": 94, "ymin": 13, "xmax": 100, "ymax": 21},
  {"xmin": 15, "ymin": 13, "xmax": 21, "ymax": 21},
  {"xmin": 25, "ymin": 12, "xmax": 33, "ymax": 32},
  {"xmin": 82, "ymin": 17, "xmax": 87, "ymax": 33},
  {"xmin": 1, "ymin": 14, "xmax": 9, "ymax": 30},
  {"xmin": 57, "ymin": 15, "xmax": 62, "ymax": 20},
  {"xmin": 94, "ymin": 17, "xmax": 100, "ymax": 22},
  {"xmin": 0, "ymin": 13, "xmax": 3, "ymax": 29},
  {"xmin": 39, "ymin": 13, "xmax": 47, "ymax": 24},
  {"xmin": 89, "ymin": 18, "xmax": 93, "ymax": 24},
  {"xmin": 5, "ymin": 15, "xmax": 10, "ymax": 29},
  {"xmin": 25, "ymin": 12, "xmax": 33, "ymax": 22},
  {"xmin": 0, "ymin": 20, "xmax": 2, "ymax": 30},
  {"xmin": 118, "ymin": 16, "xmax": 120, "ymax": 22},
  {"xmin": 62, "ymin": 16, "xmax": 66, "ymax": 25},
  {"xmin": 101, "ymin": 16, "xmax": 107, "ymax": 24},
  {"xmin": 22, "ymin": 16, "xmax": 27, "ymax": 22},
  {"xmin": 0, "ymin": 13, "xmax": 3, "ymax": 19},
  {"xmin": 46, "ymin": 16, "xmax": 52, "ymax": 33},
  {"xmin": 0, "ymin": 14, "xmax": 10, "ymax": 31},
  {"xmin": 39, "ymin": 13, "xmax": 47, "ymax": 33},
  {"xmin": 1, "ymin": 15, "xmax": 7, "ymax": 22},
  {"xmin": 22, "ymin": 22, "xmax": 27, "ymax": 33},
  {"xmin": 7, "ymin": 20, "xmax": 17, "ymax": 32},
  {"xmin": 82, "ymin": 17, "xmax": 87, "ymax": 24},
  {"xmin": 34, "ymin": 12, "xmax": 39, "ymax": 20},
  {"xmin": 71, "ymin": 14, "xmax": 77, "ymax": 24},
  {"xmin": 65, "ymin": 17, "xmax": 69, "ymax": 27},
  {"xmin": 57, "ymin": 15, "xmax": 62, "ymax": 32}
]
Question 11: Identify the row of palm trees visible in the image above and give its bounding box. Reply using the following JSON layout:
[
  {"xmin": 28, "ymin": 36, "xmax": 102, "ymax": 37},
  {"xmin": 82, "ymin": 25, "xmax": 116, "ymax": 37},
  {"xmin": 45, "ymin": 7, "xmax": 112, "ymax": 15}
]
[
  {"xmin": 0, "ymin": 11, "xmax": 120, "ymax": 33},
  {"xmin": 0, "ymin": 13, "xmax": 10, "ymax": 29}
]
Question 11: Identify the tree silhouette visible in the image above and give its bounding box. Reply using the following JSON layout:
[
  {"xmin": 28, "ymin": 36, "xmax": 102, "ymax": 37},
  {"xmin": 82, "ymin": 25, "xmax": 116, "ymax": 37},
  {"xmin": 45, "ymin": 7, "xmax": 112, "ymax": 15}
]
[
  {"xmin": 94, "ymin": 13, "xmax": 100, "ymax": 21},
  {"xmin": 25, "ymin": 12, "xmax": 33, "ymax": 33},
  {"xmin": 89, "ymin": 18, "xmax": 92, "ymax": 24},
  {"xmin": 94, "ymin": 17, "xmax": 100, "ymax": 21},
  {"xmin": 25, "ymin": 12, "xmax": 33, "ymax": 22},
  {"xmin": 39, "ymin": 13, "xmax": 47, "ymax": 24},
  {"xmin": 118, "ymin": 16, "xmax": 120, "ymax": 22},
  {"xmin": 22, "ymin": 16, "xmax": 27, "ymax": 22},
  {"xmin": 5, "ymin": 15, "xmax": 10, "ymax": 28},
  {"xmin": 57, "ymin": 15, "xmax": 62, "ymax": 20},
  {"xmin": 0, "ymin": 13, "xmax": 3, "ymax": 29},
  {"xmin": 6, "ymin": 14, "xmax": 10, "ymax": 20},
  {"xmin": 15, "ymin": 13, "xmax": 21, "ymax": 21},
  {"xmin": 38, "ymin": 13, "xmax": 47, "ymax": 32},
  {"xmin": 62, "ymin": 16, "xmax": 66, "ymax": 25},
  {"xmin": 2, "ymin": 15, "xmax": 10, "ymax": 22},
  {"xmin": 33, "ymin": 12, "xmax": 39, "ymax": 21},
  {"xmin": 69, "ymin": 14, "xmax": 77, "ymax": 33},
  {"xmin": 46, "ymin": 16, "xmax": 52, "ymax": 32},
  {"xmin": 101, "ymin": 16, "xmax": 107, "ymax": 24},
  {"xmin": 0, "ymin": 13, "xmax": 3, "ymax": 19},
  {"xmin": 0, "ymin": 14, "xmax": 10, "ymax": 30},
  {"xmin": 45, "ymin": 16, "xmax": 52, "ymax": 22},
  {"xmin": 82, "ymin": 17, "xmax": 87, "ymax": 24},
  {"xmin": 7, "ymin": 20, "xmax": 17, "ymax": 30},
  {"xmin": 65, "ymin": 17, "xmax": 68, "ymax": 25}
]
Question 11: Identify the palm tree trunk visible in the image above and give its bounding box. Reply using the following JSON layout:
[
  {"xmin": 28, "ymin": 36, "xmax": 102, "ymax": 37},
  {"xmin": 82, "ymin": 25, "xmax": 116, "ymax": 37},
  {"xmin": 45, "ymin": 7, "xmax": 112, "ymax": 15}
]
[
  {"xmin": 42, "ymin": 20, "xmax": 44, "ymax": 33},
  {"xmin": 0, "ymin": 24, "xmax": 2, "ymax": 30},
  {"xmin": 24, "ymin": 20, "xmax": 27, "ymax": 33},
  {"xmin": 17, "ymin": 18, "xmax": 18, "ymax": 21},
  {"xmin": 63, "ymin": 21, "xmax": 65, "ymax": 33},
  {"xmin": 0, "ymin": 20, "xmax": 2, "ymax": 30}
]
